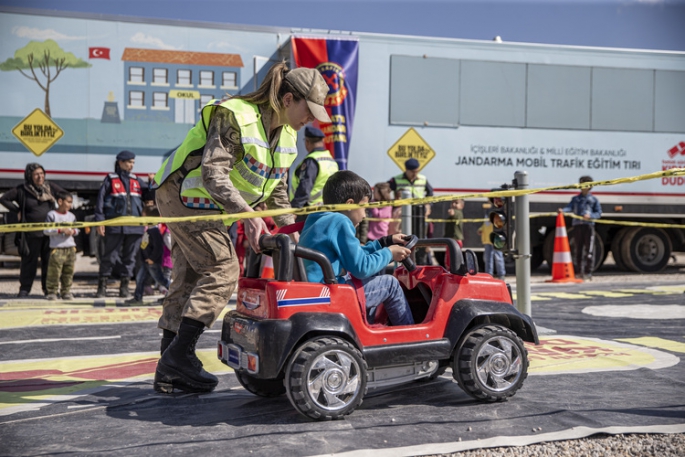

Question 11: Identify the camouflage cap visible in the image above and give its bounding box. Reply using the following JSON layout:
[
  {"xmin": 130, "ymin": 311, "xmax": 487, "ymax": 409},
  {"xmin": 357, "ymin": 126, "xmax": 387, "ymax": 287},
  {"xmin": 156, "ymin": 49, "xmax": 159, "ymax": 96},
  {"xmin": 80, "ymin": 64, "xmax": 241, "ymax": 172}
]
[{"xmin": 285, "ymin": 68, "xmax": 332, "ymax": 123}]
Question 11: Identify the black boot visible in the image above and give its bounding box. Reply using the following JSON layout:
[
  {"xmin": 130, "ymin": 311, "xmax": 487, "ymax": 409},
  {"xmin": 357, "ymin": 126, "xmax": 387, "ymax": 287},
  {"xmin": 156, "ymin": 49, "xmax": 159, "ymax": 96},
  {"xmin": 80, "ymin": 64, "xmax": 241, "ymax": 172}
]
[
  {"xmin": 154, "ymin": 318, "xmax": 218, "ymax": 393},
  {"xmin": 160, "ymin": 329, "xmax": 176, "ymax": 355},
  {"xmin": 119, "ymin": 277, "xmax": 131, "ymax": 298},
  {"xmin": 95, "ymin": 276, "xmax": 108, "ymax": 298}
]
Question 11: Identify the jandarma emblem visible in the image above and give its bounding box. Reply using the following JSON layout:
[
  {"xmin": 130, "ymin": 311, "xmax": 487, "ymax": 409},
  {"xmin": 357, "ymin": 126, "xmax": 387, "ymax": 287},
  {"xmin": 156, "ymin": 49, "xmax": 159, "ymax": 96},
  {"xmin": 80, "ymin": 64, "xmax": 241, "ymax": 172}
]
[{"xmin": 317, "ymin": 62, "xmax": 348, "ymax": 107}]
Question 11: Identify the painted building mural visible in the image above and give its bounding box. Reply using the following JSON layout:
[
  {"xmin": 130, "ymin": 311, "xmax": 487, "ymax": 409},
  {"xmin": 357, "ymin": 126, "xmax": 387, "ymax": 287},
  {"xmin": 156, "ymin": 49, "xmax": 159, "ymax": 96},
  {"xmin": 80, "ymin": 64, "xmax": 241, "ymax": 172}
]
[{"xmin": 0, "ymin": 11, "xmax": 282, "ymax": 186}]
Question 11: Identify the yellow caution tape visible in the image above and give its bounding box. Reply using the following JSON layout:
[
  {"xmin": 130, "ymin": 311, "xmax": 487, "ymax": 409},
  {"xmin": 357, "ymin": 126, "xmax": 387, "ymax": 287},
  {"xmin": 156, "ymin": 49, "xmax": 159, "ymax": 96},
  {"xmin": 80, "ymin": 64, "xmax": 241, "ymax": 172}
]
[{"xmin": 2, "ymin": 168, "xmax": 684, "ymax": 233}]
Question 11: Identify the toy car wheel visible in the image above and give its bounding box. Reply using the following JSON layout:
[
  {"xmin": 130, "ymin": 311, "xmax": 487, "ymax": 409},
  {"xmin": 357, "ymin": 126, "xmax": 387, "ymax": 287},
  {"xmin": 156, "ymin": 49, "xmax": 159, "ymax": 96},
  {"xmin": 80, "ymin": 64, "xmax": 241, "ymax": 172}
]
[
  {"xmin": 285, "ymin": 337, "xmax": 367, "ymax": 421},
  {"xmin": 453, "ymin": 324, "xmax": 528, "ymax": 402},
  {"xmin": 235, "ymin": 371, "xmax": 286, "ymax": 397}
]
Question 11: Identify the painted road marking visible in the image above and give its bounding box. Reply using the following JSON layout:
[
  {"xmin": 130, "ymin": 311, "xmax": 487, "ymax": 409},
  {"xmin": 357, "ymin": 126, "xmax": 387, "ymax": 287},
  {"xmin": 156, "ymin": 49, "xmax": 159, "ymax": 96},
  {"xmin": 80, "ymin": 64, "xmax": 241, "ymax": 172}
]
[
  {"xmin": 647, "ymin": 285, "xmax": 685, "ymax": 293},
  {"xmin": 0, "ymin": 336, "xmax": 677, "ymax": 417},
  {"xmin": 535, "ymin": 292, "xmax": 592, "ymax": 299},
  {"xmin": 0, "ymin": 335, "xmax": 121, "ymax": 345},
  {"xmin": 526, "ymin": 336, "xmax": 678, "ymax": 375},
  {"xmin": 614, "ymin": 289, "xmax": 681, "ymax": 295},
  {"xmin": 0, "ymin": 306, "xmax": 232, "ymax": 329},
  {"xmin": 582, "ymin": 304, "xmax": 685, "ymax": 319},
  {"xmin": 616, "ymin": 337, "xmax": 685, "ymax": 354},
  {"xmin": 0, "ymin": 349, "xmax": 230, "ymax": 416},
  {"xmin": 581, "ymin": 291, "xmax": 635, "ymax": 298}
]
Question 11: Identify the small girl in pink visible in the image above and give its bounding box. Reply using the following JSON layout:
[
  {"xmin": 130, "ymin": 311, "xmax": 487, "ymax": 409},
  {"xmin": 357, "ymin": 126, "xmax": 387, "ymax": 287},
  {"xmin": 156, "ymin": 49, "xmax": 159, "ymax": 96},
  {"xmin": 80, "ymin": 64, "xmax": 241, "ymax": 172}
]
[{"xmin": 367, "ymin": 182, "xmax": 394, "ymax": 241}]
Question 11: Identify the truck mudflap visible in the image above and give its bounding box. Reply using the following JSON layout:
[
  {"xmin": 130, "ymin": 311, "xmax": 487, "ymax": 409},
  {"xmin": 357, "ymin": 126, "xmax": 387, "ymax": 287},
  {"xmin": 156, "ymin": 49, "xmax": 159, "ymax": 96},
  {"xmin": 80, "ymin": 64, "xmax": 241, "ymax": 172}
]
[
  {"xmin": 444, "ymin": 299, "xmax": 540, "ymax": 347},
  {"xmin": 219, "ymin": 311, "xmax": 360, "ymax": 379}
]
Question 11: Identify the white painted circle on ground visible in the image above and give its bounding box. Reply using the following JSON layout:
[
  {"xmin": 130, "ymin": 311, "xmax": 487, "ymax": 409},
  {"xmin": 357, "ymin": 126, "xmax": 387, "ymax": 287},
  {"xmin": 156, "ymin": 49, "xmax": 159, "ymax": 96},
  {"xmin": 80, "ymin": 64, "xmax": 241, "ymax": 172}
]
[{"xmin": 582, "ymin": 304, "xmax": 685, "ymax": 319}]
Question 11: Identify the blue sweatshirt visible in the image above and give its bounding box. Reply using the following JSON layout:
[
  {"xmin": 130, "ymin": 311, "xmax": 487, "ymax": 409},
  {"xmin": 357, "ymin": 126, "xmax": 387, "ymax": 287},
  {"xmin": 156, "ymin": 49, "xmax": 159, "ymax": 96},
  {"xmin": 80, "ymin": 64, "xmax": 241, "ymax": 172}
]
[
  {"xmin": 300, "ymin": 212, "xmax": 392, "ymax": 283},
  {"xmin": 561, "ymin": 192, "xmax": 602, "ymax": 226}
]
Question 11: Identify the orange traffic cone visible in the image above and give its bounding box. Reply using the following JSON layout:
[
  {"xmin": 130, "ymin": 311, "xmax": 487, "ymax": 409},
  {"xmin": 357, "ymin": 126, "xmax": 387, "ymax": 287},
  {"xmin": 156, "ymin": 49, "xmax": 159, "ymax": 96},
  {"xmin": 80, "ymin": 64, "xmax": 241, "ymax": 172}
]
[
  {"xmin": 261, "ymin": 255, "xmax": 275, "ymax": 279},
  {"xmin": 546, "ymin": 212, "xmax": 583, "ymax": 283}
]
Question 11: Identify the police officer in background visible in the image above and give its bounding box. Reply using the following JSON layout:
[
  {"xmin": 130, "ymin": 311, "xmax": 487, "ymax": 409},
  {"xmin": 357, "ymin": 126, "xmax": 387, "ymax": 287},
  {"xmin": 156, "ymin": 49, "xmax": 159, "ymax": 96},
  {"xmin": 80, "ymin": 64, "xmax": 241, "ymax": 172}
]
[
  {"xmin": 290, "ymin": 125, "xmax": 339, "ymax": 216},
  {"xmin": 94, "ymin": 150, "xmax": 150, "ymax": 298},
  {"xmin": 388, "ymin": 158, "xmax": 434, "ymax": 264}
]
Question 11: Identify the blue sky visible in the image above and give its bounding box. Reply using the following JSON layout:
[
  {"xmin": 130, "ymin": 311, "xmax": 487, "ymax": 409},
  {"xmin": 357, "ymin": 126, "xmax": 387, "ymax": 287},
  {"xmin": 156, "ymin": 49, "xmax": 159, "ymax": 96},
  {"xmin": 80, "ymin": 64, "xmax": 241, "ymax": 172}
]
[{"xmin": 1, "ymin": 0, "xmax": 684, "ymax": 51}]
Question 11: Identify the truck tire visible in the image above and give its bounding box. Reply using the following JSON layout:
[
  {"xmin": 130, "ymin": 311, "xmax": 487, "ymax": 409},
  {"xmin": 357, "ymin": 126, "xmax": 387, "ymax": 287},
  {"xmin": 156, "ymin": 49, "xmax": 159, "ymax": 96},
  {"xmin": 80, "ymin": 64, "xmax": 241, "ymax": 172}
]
[
  {"xmin": 235, "ymin": 371, "xmax": 285, "ymax": 397},
  {"xmin": 620, "ymin": 227, "xmax": 672, "ymax": 273},
  {"xmin": 285, "ymin": 336, "xmax": 367, "ymax": 421},
  {"xmin": 610, "ymin": 227, "xmax": 631, "ymax": 271},
  {"xmin": 453, "ymin": 324, "xmax": 528, "ymax": 402}
]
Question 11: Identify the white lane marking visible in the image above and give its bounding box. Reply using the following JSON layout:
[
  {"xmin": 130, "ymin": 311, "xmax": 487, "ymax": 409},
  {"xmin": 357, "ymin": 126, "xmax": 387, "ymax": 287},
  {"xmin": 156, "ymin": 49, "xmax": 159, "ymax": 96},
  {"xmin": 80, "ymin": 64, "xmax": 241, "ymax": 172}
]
[
  {"xmin": 582, "ymin": 304, "xmax": 685, "ymax": 319},
  {"xmin": 0, "ymin": 335, "xmax": 121, "ymax": 345}
]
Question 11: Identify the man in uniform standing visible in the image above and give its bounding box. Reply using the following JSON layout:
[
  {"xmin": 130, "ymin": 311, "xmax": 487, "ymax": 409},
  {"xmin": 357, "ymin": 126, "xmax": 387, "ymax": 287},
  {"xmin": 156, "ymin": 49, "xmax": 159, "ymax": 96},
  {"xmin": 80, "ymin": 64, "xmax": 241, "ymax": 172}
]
[
  {"xmin": 388, "ymin": 158, "xmax": 434, "ymax": 264},
  {"xmin": 290, "ymin": 126, "xmax": 339, "ymax": 216},
  {"xmin": 94, "ymin": 150, "xmax": 150, "ymax": 298}
]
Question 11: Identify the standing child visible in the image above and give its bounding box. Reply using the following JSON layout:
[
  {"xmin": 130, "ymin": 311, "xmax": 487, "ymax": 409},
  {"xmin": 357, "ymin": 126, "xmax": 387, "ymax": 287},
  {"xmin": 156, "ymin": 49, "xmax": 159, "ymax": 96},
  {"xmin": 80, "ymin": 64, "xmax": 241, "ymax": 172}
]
[
  {"xmin": 477, "ymin": 196, "xmax": 506, "ymax": 280},
  {"xmin": 44, "ymin": 191, "xmax": 78, "ymax": 300},
  {"xmin": 559, "ymin": 175, "xmax": 602, "ymax": 280},
  {"xmin": 127, "ymin": 207, "xmax": 171, "ymax": 305},
  {"xmin": 367, "ymin": 182, "xmax": 393, "ymax": 242},
  {"xmin": 159, "ymin": 223, "xmax": 173, "ymax": 288}
]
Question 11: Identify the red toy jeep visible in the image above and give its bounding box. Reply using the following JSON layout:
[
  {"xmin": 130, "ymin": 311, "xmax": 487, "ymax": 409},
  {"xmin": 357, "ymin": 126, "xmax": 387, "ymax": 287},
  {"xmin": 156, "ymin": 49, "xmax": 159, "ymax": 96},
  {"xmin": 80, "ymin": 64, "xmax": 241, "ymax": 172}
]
[{"xmin": 218, "ymin": 234, "xmax": 538, "ymax": 421}]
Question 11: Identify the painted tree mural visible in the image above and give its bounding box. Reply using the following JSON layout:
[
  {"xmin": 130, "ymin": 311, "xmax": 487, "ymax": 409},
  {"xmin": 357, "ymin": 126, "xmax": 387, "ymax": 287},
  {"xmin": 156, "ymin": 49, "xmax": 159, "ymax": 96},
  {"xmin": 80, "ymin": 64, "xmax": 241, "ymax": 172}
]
[{"xmin": 0, "ymin": 39, "xmax": 91, "ymax": 117}]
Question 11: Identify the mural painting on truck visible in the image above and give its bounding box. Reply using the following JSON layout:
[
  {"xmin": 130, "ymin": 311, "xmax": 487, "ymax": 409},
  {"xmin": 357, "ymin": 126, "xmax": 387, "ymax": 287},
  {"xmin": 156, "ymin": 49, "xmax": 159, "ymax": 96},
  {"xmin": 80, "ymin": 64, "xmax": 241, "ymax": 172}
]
[{"xmin": 0, "ymin": 7, "xmax": 684, "ymax": 273}]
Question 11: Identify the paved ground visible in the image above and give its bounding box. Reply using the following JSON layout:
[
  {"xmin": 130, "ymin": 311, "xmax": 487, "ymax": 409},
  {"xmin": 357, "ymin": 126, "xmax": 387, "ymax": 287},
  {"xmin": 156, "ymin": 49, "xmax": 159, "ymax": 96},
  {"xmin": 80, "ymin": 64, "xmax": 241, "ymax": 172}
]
[{"xmin": 0, "ymin": 255, "xmax": 684, "ymax": 456}]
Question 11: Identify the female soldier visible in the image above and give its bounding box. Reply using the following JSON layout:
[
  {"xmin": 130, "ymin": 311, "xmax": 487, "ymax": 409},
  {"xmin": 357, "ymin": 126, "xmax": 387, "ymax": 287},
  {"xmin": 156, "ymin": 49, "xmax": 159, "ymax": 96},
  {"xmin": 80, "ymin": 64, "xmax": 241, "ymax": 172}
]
[
  {"xmin": 152, "ymin": 62, "xmax": 331, "ymax": 393},
  {"xmin": 0, "ymin": 163, "xmax": 66, "ymax": 297}
]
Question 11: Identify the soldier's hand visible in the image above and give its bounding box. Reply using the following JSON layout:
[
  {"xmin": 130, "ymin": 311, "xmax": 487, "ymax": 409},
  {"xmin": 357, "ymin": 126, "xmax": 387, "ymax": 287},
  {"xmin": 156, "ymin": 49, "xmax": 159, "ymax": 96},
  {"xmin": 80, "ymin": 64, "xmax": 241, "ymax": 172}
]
[
  {"xmin": 289, "ymin": 232, "xmax": 300, "ymax": 244},
  {"xmin": 243, "ymin": 215, "xmax": 270, "ymax": 253}
]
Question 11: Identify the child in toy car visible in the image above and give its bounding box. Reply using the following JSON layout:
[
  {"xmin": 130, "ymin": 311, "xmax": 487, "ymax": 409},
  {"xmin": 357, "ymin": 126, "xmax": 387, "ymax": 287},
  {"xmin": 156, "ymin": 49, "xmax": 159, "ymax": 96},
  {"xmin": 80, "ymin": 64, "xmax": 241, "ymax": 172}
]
[{"xmin": 298, "ymin": 170, "xmax": 414, "ymax": 325}]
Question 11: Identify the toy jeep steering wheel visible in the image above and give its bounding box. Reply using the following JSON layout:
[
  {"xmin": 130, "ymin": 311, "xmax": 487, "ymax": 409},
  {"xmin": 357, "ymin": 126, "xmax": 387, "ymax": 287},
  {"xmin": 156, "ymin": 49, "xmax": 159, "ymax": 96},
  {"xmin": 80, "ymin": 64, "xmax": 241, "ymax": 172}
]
[{"xmin": 400, "ymin": 235, "xmax": 419, "ymax": 271}]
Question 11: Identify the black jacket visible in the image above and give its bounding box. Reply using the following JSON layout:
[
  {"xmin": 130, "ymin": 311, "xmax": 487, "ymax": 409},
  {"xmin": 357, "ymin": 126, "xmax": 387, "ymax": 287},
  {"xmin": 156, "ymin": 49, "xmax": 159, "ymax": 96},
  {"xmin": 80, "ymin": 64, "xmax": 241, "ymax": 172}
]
[{"xmin": 0, "ymin": 182, "xmax": 67, "ymax": 238}]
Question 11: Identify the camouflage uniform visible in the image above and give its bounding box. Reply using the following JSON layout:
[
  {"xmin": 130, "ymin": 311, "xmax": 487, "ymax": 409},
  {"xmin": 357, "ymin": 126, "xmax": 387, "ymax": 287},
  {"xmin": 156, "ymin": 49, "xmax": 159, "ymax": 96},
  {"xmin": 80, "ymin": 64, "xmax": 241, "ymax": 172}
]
[{"xmin": 157, "ymin": 106, "xmax": 295, "ymax": 332}]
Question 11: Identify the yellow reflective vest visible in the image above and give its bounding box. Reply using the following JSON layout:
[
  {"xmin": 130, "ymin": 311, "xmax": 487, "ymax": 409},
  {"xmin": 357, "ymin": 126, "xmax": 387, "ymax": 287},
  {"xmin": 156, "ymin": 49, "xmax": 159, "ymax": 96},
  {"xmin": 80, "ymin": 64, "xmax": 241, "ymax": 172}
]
[
  {"xmin": 155, "ymin": 98, "xmax": 298, "ymax": 216},
  {"xmin": 289, "ymin": 149, "xmax": 339, "ymax": 206},
  {"xmin": 393, "ymin": 173, "xmax": 428, "ymax": 199}
]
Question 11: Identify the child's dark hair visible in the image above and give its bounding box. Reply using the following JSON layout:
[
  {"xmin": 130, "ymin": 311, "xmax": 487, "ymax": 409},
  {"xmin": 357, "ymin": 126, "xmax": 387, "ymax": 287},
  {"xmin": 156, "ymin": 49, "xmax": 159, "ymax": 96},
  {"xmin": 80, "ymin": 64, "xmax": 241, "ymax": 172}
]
[
  {"xmin": 579, "ymin": 175, "xmax": 593, "ymax": 184},
  {"xmin": 55, "ymin": 190, "xmax": 72, "ymax": 201},
  {"xmin": 373, "ymin": 182, "xmax": 392, "ymax": 202},
  {"xmin": 323, "ymin": 170, "xmax": 372, "ymax": 205}
]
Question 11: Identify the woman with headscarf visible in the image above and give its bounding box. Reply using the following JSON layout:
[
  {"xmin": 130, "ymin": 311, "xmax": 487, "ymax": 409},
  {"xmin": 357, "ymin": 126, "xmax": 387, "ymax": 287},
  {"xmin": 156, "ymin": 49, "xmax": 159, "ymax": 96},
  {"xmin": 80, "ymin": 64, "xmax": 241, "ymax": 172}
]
[{"xmin": 0, "ymin": 163, "xmax": 67, "ymax": 297}]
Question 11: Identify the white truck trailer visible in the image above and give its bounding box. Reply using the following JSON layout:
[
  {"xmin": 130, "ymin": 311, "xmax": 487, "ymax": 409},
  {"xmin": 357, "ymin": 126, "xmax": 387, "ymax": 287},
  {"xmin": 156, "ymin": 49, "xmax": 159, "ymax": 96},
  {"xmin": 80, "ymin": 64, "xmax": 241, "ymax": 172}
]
[{"xmin": 1, "ymin": 6, "xmax": 683, "ymax": 272}]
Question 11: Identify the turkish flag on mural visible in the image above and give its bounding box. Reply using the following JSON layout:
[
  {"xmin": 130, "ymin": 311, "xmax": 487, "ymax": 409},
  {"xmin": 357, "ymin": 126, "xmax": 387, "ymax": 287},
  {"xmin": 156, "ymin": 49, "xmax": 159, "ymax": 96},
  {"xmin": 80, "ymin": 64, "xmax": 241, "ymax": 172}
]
[{"xmin": 88, "ymin": 47, "xmax": 110, "ymax": 59}]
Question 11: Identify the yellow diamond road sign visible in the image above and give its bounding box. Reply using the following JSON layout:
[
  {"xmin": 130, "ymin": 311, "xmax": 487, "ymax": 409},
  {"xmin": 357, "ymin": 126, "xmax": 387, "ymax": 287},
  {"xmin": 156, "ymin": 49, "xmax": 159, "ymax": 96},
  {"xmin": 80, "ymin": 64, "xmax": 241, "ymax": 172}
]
[
  {"xmin": 12, "ymin": 108, "xmax": 64, "ymax": 157},
  {"xmin": 387, "ymin": 128, "xmax": 435, "ymax": 172}
]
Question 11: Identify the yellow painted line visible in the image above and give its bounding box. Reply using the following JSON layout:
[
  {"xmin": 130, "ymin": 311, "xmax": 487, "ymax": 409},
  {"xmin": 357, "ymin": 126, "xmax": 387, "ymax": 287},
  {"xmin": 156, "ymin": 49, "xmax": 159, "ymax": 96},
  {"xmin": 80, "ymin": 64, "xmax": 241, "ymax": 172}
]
[
  {"xmin": 615, "ymin": 337, "xmax": 685, "ymax": 354},
  {"xmin": 648, "ymin": 285, "xmax": 685, "ymax": 293},
  {"xmin": 530, "ymin": 295, "xmax": 552, "ymax": 301},
  {"xmin": 536, "ymin": 292, "xmax": 591, "ymax": 300},
  {"xmin": 0, "ymin": 306, "xmax": 230, "ymax": 329},
  {"xmin": 0, "ymin": 349, "xmax": 230, "ymax": 414},
  {"xmin": 526, "ymin": 336, "xmax": 678, "ymax": 375},
  {"xmin": 582, "ymin": 291, "xmax": 635, "ymax": 298},
  {"xmin": 0, "ymin": 300, "xmax": 153, "ymax": 310},
  {"xmin": 512, "ymin": 294, "xmax": 552, "ymax": 301},
  {"xmin": 614, "ymin": 289, "xmax": 679, "ymax": 295}
]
